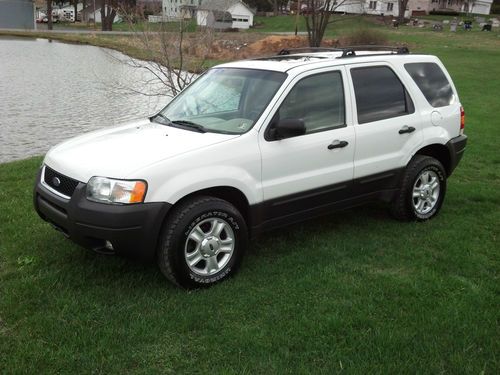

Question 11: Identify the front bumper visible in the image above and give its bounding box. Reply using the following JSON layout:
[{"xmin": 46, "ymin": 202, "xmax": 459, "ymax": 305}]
[
  {"xmin": 446, "ymin": 134, "xmax": 468, "ymax": 175},
  {"xmin": 34, "ymin": 168, "xmax": 171, "ymax": 260}
]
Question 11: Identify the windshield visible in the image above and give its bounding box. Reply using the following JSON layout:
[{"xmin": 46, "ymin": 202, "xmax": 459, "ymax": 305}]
[{"xmin": 157, "ymin": 68, "xmax": 287, "ymax": 134}]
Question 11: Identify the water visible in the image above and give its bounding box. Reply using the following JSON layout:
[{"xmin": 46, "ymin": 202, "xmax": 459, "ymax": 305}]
[{"xmin": 0, "ymin": 37, "xmax": 172, "ymax": 163}]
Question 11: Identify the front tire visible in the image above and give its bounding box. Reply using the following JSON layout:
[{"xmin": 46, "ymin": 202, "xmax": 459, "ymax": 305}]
[
  {"xmin": 157, "ymin": 196, "xmax": 248, "ymax": 289},
  {"xmin": 391, "ymin": 155, "xmax": 447, "ymax": 221}
]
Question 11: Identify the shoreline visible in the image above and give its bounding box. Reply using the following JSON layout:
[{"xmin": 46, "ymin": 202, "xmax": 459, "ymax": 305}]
[{"xmin": 0, "ymin": 30, "xmax": 166, "ymax": 65}]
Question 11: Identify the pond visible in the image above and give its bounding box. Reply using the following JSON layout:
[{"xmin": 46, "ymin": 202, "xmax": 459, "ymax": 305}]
[{"xmin": 0, "ymin": 37, "xmax": 171, "ymax": 163}]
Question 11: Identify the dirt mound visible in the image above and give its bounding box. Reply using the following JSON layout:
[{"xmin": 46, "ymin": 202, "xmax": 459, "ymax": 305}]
[{"xmin": 209, "ymin": 35, "xmax": 338, "ymax": 60}]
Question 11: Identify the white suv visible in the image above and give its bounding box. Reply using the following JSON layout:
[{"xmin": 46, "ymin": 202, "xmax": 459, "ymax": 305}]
[{"xmin": 34, "ymin": 47, "xmax": 467, "ymax": 288}]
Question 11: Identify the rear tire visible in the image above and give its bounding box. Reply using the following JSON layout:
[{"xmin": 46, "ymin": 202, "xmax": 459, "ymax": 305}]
[
  {"xmin": 157, "ymin": 196, "xmax": 248, "ymax": 289},
  {"xmin": 391, "ymin": 155, "xmax": 447, "ymax": 221}
]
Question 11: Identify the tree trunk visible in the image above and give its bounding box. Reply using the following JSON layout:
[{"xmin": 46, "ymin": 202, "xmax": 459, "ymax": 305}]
[
  {"xmin": 73, "ymin": 0, "xmax": 78, "ymax": 22},
  {"xmin": 100, "ymin": 4, "xmax": 106, "ymax": 30},
  {"xmin": 100, "ymin": 0, "xmax": 116, "ymax": 31},
  {"xmin": 398, "ymin": 0, "xmax": 409, "ymax": 23},
  {"xmin": 47, "ymin": 0, "xmax": 53, "ymax": 30}
]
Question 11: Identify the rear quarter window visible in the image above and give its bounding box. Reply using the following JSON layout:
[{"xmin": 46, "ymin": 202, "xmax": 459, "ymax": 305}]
[{"xmin": 404, "ymin": 62, "xmax": 455, "ymax": 108}]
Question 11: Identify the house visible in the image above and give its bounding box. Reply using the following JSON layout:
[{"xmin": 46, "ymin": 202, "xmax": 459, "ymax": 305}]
[
  {"xmin": 80, "ymin": 3, "xmax": 122, "ymax": 23},
  {"xmin": 331, "ymin": 0, "xmax": 493, "ymax": 17},
  {"xmin": 162, "ymin": 0, "xmax": 201, "ymax": 20},
  {"xmin": 0, "ymin": 0, "xmax": 35, "ymax": 29},
  {"xmin": 407, "ymin": 0, "xmax": 493, "ymax": 16},
  {"xmin": 57, "ymin": 3, "xmax": 84, "ymax": 22},
  {"xmin": 197, "ymin": 0, "xmax": 255, "ymax": 29},
  {"xmin": 459, "ymin": 0, "xmax": 493, "ymax": 15}
]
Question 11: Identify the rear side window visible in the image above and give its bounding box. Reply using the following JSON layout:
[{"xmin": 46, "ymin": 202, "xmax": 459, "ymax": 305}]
[
  {"xmin": 405, "ymin": 63, "xmax": 454, "ymax": 107},
  {"xmin": 351, "ymin": 66, "xmax": 414, "ymax": 124}
]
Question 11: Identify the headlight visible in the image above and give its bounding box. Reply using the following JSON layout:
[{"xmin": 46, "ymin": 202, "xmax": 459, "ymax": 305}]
[{"xmin": 86, "ymin": 177, "xmax": 147, "ymax": 204}]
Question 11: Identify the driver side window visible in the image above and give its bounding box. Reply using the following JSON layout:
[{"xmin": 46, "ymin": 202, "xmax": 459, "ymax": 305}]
[{"xmin": 278, "ymin": 71, "xmax": 346, "ymax": 134}]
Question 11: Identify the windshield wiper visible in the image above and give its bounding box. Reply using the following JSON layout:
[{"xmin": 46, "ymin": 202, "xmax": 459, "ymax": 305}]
[
  {"xmin": 171, "ymin": 120, "xmax": 207, "ymax": 133},
  {"xmin": 151, "ymin": 113, "xmax": 172, "ymax": 125}
]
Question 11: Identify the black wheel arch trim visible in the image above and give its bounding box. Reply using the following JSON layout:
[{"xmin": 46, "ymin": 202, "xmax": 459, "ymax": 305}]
[{"xmin": 445, "ymin": 134, "xmax": 467, "ymax": 176}]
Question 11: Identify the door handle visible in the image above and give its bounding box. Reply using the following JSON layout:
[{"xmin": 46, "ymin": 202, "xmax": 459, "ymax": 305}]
[
  {"xmin": 328, "ymin": 140, "xmax": 349, "ymax": 150},
  {"xmin": 399, "ymin": 125, "xmax": 416, "ymax": 134}
]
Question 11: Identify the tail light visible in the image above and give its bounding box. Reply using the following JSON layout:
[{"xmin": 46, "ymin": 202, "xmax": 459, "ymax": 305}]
[{"xmin": 460, "ymin": 106, "xmax": 465, "ymax": 135}]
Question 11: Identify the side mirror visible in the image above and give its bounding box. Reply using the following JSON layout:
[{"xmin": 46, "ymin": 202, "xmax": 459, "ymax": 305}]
[{"xmin": 272, "ymin": 118, "xmax": 306, "ymax": 140}]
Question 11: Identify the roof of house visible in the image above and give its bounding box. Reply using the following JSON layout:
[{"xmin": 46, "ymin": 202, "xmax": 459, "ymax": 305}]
[{"xmin": 198, "ymin": 0, "xmax": 255, "ymax": 14}]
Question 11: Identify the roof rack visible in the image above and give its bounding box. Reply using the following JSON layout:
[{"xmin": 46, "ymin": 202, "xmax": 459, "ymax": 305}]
[
  {"xmin": 276, "ymin": 45, "xmax": 410, "ymax": 58},
  {"xmin": 277, "ymin": 47, "xmax": 344, "ymax": 55},
  {"xmin": 337, "ymin": 45, "xmax": 410, "ymax": 58}
]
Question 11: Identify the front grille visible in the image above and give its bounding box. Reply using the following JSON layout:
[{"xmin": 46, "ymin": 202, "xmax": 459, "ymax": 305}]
[{"xmin": 43, "ymin": 166, "xmax": 80, "ymax": 197}]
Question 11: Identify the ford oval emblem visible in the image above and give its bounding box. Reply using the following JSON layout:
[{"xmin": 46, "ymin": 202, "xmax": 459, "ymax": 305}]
[{"xmin": 52, "ymin": 177, "xmax": 61, "ymax": 187}]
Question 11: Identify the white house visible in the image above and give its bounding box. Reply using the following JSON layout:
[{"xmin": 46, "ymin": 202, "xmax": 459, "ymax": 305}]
[
  {"xmin": 330, "ymin": 0, "xmax": 493, "ymax": 16},
  {"xmin": 162, "ymin": 0, "xmax": 201, "ymax": 20},
  {"xmin": 80, "ymin": 4, "xmax": 122, "ymax": 23},
  {"xmin": 328, "ymin": 0, "xmax": 398, "ymax": 17},
  {"xmin": 197, "ymin": 0, "xmax": 255, "ymax": 29},
  {"xmin": 460, "ymin": 0, "xmax": 493, "ymax": 15},
  {"xmin": 58, "ymin": 3, "xmax": 84, "ymax": 22}
]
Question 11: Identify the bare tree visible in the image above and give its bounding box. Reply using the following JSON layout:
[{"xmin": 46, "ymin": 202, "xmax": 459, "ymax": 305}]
[
  {"xmin": 111, "ymin": 15, "xmax": 216, "ymax": 99},
  {"xmin": 303, "ymin": 0, "xmax": 365, "ymax": 47}
]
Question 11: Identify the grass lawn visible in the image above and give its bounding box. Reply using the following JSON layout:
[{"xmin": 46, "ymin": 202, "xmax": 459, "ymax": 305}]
[{"xmin": 1, "ymin": 18, "xmax": 500, "ymax": 373}]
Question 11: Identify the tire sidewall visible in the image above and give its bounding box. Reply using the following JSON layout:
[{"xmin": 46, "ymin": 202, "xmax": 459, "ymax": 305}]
[
  {"xmin": 410, "ymin": 162, "xmax": 446, "ymax": 220},
  {"xmin": 169, "ymin": 203, "xmax": 247, "ymax": 288}
]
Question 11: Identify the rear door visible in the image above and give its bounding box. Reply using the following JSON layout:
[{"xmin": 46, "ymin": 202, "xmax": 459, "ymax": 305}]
[{"xmin": 347, "ymin": 63, "xmax": 423, "ymax": 186}]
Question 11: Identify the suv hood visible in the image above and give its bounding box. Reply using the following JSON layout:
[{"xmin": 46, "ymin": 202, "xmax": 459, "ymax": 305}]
[{"xmin": 44, "ymin": 119, "xmax": 239, "ymax": 183}]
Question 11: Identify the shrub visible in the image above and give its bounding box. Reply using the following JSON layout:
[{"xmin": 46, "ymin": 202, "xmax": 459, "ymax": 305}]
[{"xmin": 342, "ymin": 29, "xmax": 388, "ymax": 46}]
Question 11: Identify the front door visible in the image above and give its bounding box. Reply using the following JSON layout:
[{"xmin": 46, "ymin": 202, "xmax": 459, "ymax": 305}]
[{"xmin": 258, "ymin": 68, "xmax": 355, "ymax": 224}]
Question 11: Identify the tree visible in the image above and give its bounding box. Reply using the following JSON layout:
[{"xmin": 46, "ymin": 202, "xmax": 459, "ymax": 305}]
[
  {"xmin": 46, "ymin": 0, "xmax": 53, "ymax": 30},
  {"xmin": 100, "ymin": 0, "xmax": 136, "ymax": 31},
  {"xmin": 73, "ymin": 0, "xmax": 78, "ymax": 22},
  {"xmin": 110, "ymin": 14, "xmax": 215, "ymax": 98},
  {"xmin": 303, "ymin": 0, "xmax": 365, "ymax": 47},
  {"xmin": 267, "ymin": 0, "xmax": 279, "ymax": 15},
  {"xmin": 397, "ymin": 0, "xmax": 410, "ymax": 23},
  {"xmin": 100, "ymin": 0, "xmax": 117, "ymax": 31}
]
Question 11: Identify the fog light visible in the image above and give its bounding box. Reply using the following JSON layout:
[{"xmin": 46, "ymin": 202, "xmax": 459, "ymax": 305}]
[{"xmin": 105, "ymin": 241, "xmax": 114, "ymax": 251}]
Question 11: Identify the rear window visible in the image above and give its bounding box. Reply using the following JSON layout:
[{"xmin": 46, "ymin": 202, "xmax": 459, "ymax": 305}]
[
  {"xmin": 351, "ymin": 66, "xmax": 414, "ymax": 124},
  {"xmin": 404, "ymin": 63, "xmax": 455, "ymax": 107}
]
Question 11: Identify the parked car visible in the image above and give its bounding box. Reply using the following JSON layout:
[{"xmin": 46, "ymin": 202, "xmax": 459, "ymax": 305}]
[{"xmin": 34, "ymin": 46, "xmax": 467, "ymax": 288}]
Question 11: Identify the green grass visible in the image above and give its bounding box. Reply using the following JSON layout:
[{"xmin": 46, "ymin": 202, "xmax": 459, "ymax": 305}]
[
  {"xmin": 253, "ymin": 14, "xmax": 381, "ymax": 34},
  {"xmin": 1, "ymin": 21, "xmax": 500, "ymax": 374}
]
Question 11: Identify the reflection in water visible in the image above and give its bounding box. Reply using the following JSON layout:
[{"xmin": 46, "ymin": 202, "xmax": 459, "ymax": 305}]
[{"xmin": 0, "ymin": 37, "xmax": 171, "ymax": 163}]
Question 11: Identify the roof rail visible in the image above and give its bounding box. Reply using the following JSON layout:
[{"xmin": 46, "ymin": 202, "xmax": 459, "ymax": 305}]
[
  {"xmin": 276, "ymin": 45, "xmax": 410, "ymax": 58},
  {"xmin": 337, "ymin": 45, "xmax": 410, "ymax": 58},
  {"xmin": 277, "ymin": 47, "xmax": 344, "ymax": 55}
]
